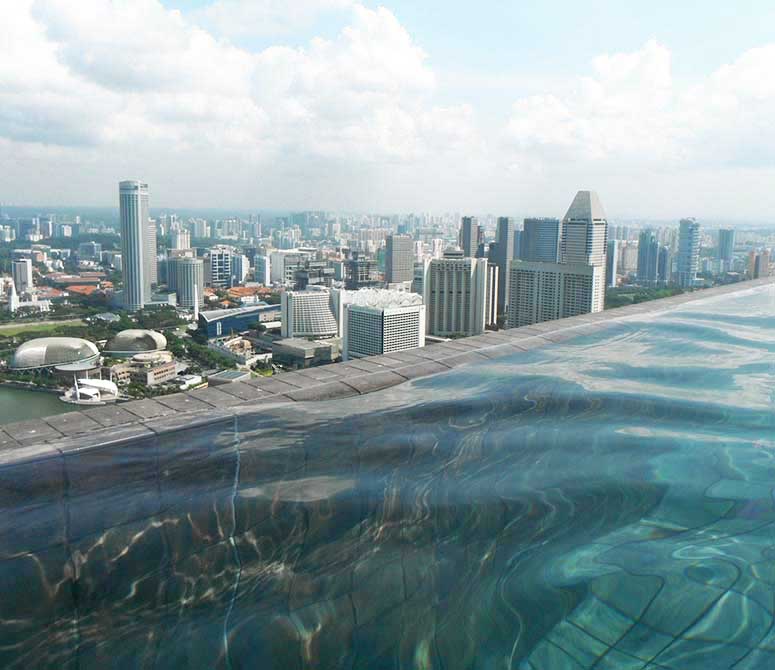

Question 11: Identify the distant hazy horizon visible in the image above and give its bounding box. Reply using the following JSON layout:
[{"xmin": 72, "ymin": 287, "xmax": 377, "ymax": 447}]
[{"xmin": 4, "ymin": 1, "xmax": 775, "ymax": 218}]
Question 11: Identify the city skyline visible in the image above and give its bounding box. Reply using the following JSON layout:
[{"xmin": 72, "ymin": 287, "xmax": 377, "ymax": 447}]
[{"xmin": 5, "ymin": 1, "xmax": 775, "ymax": 218}]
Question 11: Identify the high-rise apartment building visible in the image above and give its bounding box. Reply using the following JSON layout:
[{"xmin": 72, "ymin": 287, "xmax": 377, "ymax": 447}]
[
  {"xmin": 507, "ymin": 261, "xmax": 604, "ymax": 328},
  {"xmin": 490, "ymin": 217, "xmax": 514, "ymax": 313},
  {"xmin": 255, "ymin": 255, "xmax": 271, "ymax": 285},
  {"xmin": 385, "ymin": 234, "xmax": 414, "ymax": 284},
  {"xmin": 459, "ymin": 217, "xmax": 480, "ymax": 258},
  {"xmin": 174, "ymin": 256, "xmax": 204, "ymax": 311},
  {"xmin": 658, "ymin": 246, "xmax": 672, "ymax": 283},
  {"xmin": 637, "ymin": 231, "xmax": 659, "ymax": 285},
  {"xmin": 12, "ymin": 259, "xmax": 33, "ymax": 295},
  {"xmin": 522, "ymin": 218, "xmax": 561, "ymax": 263},
  {"xmin": 749, "ymin": 251, "xmax": 771, "ymax": 279},
  {"xmin": 342, "ymin": 290, "xmax": 425, "ymax": 360},
  {"xmin": 423, "ymin": 253, "xmax": 497, "ymax": 337},
  {"xmin": 718, "ymin": 228, "xmax": 735, "ymax": 263},
  {"xmin": 119, "ymin": 180, "xmax": 151, "ymax": 311},
  {"xmin": 205, "ymin": 246, "xmax": 243, "ymax": 289},
  {"xmin": 281, "ymin": 288, "xmax": 341, "ymax": 339},
  {"xmin": 677, "ymin": 218, "xmax": 701, "ymax": 288}
]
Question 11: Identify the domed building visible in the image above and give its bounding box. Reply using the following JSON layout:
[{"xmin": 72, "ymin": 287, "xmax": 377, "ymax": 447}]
[
  {"xmin": 103, "ymin": 329, "xmax": 167, "ymax": 357},
  {"xmin": 10, "ymin": 337, "xmax": 100, "ymax": 371}
]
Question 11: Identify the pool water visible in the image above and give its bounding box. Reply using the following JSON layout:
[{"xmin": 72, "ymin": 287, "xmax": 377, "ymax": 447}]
[{"xmin": 2, "ymin": 284, "xmax": 774, "ymax": 669}]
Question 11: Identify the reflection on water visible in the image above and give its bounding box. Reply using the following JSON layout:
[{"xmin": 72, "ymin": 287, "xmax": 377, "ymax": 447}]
[{"xmin": 0, "ymin": 285, "xmax": 774, "ymax": 669}]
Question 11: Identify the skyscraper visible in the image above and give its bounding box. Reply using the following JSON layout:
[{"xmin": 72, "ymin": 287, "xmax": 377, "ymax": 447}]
[
  {"xmin": 146, "ymin": 220, "xmax": 158, "ymax": 286},
  {"xmin": 281, "ymin": 288, "xmax": 341, "ymax": 339},
  {"xmin": 677, "ymin": 218, "xmax": 701, "ymax": 288},
  {"xmin": 170, "ymin": 228, "xmax": 191, "ymax": 251},
  {"xmin": 560, "ymin": 191, "xmax": 608, "ymax": 266},
  {"xmin": 606, "ymin": 239, "xmax": 619, "ymax": 288},
  {"xmin": 490, "ymin": 217, "xmax": 514, "ymax": 313},
  {"xmin": 560, "ymin": 190, "xmax": 608, "ymax": 309},
  {"xmin": 174, "ymin": 256, "xmax": 204, "ymax": 311},
  {"xmin": 119, "ymin": 180, "xmax": 150, "ymax": 311},
  {"xmin": 12, "ymin": 258, "xmax": 33, "ymax": 295},
  {"xmin": 423, "ymin": 253, "xmax": 497, "ymax": 337},
  {"xmin": 637, "ymin": 230, "xmax": 659, "ymax": 285},
  {"xmin": 385, "ymin": 234, "xmax": 414, "ymax": 284},
  {"xmin": 522, "ymin": 218, "xmax": 560, "ymax": 263},
  {"xmin": 459, "ymin": 216, "xmax": 480, "ymax": 258},
  {"xmin": 718, "ymin": 228, "xmax": 735, "ymax": 263}
]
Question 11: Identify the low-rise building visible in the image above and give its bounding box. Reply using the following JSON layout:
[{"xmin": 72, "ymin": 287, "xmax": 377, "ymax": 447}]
[{"xmin": 272, "ymin": 337, "xmax": 340, "ymax": 369}]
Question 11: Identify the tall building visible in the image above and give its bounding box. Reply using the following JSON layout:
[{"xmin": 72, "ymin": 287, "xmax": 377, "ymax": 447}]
[
  {"xmin": 12, "ymin": 259, "xmax": 33, "ymax": 295},
  {"xmin": 385, "ymin": 234, "xmax": 414, "ymax": 284},
  {"xmin": 507, "ymin": 261, "xmax": 604, "ymax": 328},
  {"xmin": 174, "ymin": 256, "xmax": 204, "ymax": 311},
  {"xmin": 718, "ymin": 228, "xmax": 735, "ymax": 263},
  {"xmin": 459, "ymin": 216, "xmax": 480, "ymax": 258},
  {"xmin": 637, "ymin": 230, "xmax": 659, "ymax": 285},
  {"xmin": 147, "ymin": 220, "xmax": 158, "ymax": 286},
  {"xmin": 281, "ymin": 288, "xmax": 341, "ymax": 339},
  {"xmin": 345, "ymin": 254, "xmax": 381, "ymax": 290},
  {"xmin": 513, "ymin": 229, "xmax": 522, "ymax": 260},
  {"xmin": 205, "ymin": 246, "xmax": 244, "ymax": 288},
  {"xmin": 677, "ymin": 218, "xmax": 701, "ymax": 288},
  {"xmin": 490, "ymin": 217, "xmax": 514, "ymax": 313},
  {"xmin": 658, "ymin": 246, "xmax": 672, "ymax": 283},
  {"xmin": 560, "ymin": 191, "xmax": 608, "ymax": 266},
  {"xmin": 119, "ymin": 180, "xmax": 151, "ymax": 311},
  {"xmin": 255, "ymin": 255, "xmax": 271, "ymax": 285},
  {"xmin": 522, "ymin": 218, "xmax": 561, "ymax": 263},
  {"xmin": 342, "ymin": 289, "xmax": 425, "ymax": 360},
  {"xmin": 749, "ymin": 251, "xmax": 771, "ymax": 279},
  {"xmin": 606, "ymin": 239, "xmax": 618, "ymax": 288},
  {"xmin": 170, "ymin": 228, "xmax": 191, "ymax": 251},
  {"xmin": 423, "ymin": 253, "xmax": 496, "ymax": 337},
  {"xmin": 560, "ymin": 190, "xmax": 608, "ymax": 308}
]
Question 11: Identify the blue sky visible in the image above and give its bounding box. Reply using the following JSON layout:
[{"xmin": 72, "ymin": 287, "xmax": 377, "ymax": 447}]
[{"xmin": 4, "ymin": 1, "xmax": 775, "ymax": 218}]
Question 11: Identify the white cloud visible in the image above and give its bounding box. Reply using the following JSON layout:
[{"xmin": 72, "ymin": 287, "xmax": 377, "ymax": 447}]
[
  {"xmin": 192, "ymin": 0, "xmax": 354, "ymax": 38},
  {"xmin": 505, "ymin": 39, "xmax": 775, "ymax": 174}
]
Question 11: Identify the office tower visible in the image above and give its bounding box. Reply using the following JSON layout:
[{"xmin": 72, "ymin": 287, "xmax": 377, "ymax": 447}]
[
  {"xmin": 606, "ymin": 239, "xmax": 618, "ymax": 288},
  {"xmin": 423, "ymin": 253, "xmax": 496, "ymax": 337},
  {"xmin": 342, "ymin": 290, "xmax": 425, "ymax": 360},
  {"xmin": 385, "ymin": 234, "xmax": 414, "ymax": 284},
  {"xmin": 560, "ymin": 190, "xmax": 608, "ymax": 310},
  {"xmin": 255, "ymin": 255, "xmax": 271, "ymax": 285},
  {"xmin": 507, "ymin": 261, "xmax": 605, "ymax": 328},
  {"xmin": 513, "ymin": 230, "xmax": 522, "ymax": 260},
  {"xmin": 522, "ymin": 218, "xmax": 561, "ymax": 263},
  {"xmin": 658, "ymin": 246, "xmax": 672, "ymax": 283},
  {"xmin": 147, "ymin": 219, "xmax": 158, "ymax": 286},
  {"xmin": 232, "ymin": 254, "xmax": 250, "ymax": 285},
  {"xmin": 677, "ymin": 218, "xmax": 701, "ymax": 288},
  {"xmin": 205, "ymin": 246, "xmax": 235, "ymax": 288},
  {"xmin": 459, "ymin": 216, "xmax": 480, "ymax": 258},
  {"xmin": 490, "ymin": 217, "xmax": 514, "ymax": 313},
  {"xmin": 281, "ymin": 288, "xmax": 340, "ymax": 339},
  {"xmin": 637, "ymin": 231, "xmax": 659, "ymax": 285},
  {"xmin": 749, "ymin": 251, "xmax": 771, "ymax": 279},
  {"xmin": 170, "ymin": 228, "xmax": 191, "ymax": 251},
  {"xmin": 560, "ymin": 191, "xmax": 608, "ymax": 266},
  {"xmin": 192, "ymin": 219, "xmax": 210, "ymax": 239},
  {"xmin": 486, "ymin": 262, "xmax": 499, "ymax": 326},
  {"xmin": 345, "ymin": 254, "xmax": 381, "ymax": 290},
  {"xmin": 174, "ymin": 257, "xmax": 204, "ymax": 310},
  {"xmin": 119, "ymin": 180, "xmax": 150, "ymax": 310},
  {"xmin": 718, "ymin": 228, "xmax": 735, "ymax": 263},
  {"xmin": 12, "ymin": 259, "xmax": 33, "ymax": 294}
]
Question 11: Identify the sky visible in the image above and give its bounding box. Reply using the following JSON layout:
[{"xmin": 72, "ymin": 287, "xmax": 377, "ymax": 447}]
[{"xmin": 3, "ymin": 0, "xmax": 775, "ymax": 219}]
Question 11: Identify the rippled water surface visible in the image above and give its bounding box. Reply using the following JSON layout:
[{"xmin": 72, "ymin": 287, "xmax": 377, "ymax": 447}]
[{"xmin": 2, "ymin": 285, "xmax": 775, "ymax": 669}]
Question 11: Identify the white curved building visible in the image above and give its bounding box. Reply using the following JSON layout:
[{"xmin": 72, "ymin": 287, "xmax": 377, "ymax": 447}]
[{"xmin": 10, "ymin": 337, "xmax": 100, "ymax": 370}]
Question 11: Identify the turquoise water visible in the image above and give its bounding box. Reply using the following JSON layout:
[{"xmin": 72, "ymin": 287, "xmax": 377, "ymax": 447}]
[{"xmin": 1, "ymin": 284, "xmax": 774, "ymax": 668}]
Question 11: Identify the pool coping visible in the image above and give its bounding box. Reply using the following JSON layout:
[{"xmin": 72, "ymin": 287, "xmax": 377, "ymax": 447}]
[{"xmin": 1, "ymin": 277, "xmax": 772, "ymax": 460}]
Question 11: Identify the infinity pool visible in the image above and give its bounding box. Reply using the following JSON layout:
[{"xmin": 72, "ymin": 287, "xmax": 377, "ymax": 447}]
[{"xmin": 2, "ymin": 284, "xmax": 774, "ymax": 668}]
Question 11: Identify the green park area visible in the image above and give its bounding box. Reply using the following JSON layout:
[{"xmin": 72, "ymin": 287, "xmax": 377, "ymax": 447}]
[{"xmin": 0, "ymin": 319, "xmax": 86, "ymax": 336}]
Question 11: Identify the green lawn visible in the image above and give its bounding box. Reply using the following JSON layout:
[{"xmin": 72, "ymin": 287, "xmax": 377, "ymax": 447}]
[{"xmin": 0, "ymin": 319, "xmax": 85, "ymax": 336}]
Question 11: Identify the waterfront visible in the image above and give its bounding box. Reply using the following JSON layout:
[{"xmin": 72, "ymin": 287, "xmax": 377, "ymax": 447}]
[{"xmin": 0, "ymin": 385, "xmax": 75, "ymax": 424}]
